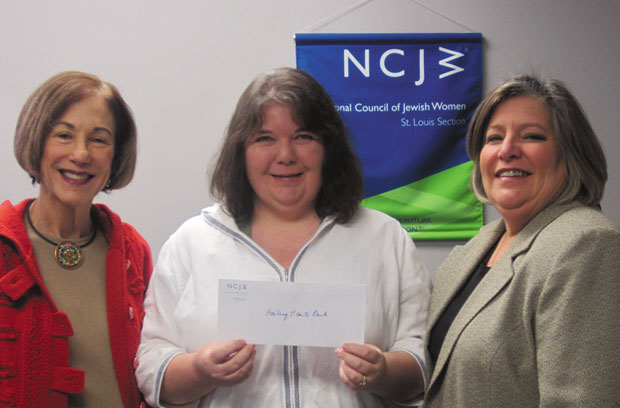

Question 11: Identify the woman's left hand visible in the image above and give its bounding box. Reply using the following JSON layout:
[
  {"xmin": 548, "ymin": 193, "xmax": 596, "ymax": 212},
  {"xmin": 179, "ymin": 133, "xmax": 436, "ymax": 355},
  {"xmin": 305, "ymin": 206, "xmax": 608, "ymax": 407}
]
[{"xmin": 335, "ymin": 343, "xmax": 386, "ymax": 393}]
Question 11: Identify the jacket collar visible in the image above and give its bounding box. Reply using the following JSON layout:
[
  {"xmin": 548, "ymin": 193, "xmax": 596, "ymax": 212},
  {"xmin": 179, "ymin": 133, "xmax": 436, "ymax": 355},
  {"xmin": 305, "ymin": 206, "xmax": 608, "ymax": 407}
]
[
  {"xmin": 0, "ymin": 199, "xmax": 122, "ymax": 305},
  {"xmin": 427, "ymin": 201, "xmax": 582, "ymax": 390},
  {"xmin": 0, "ymin": 198, "xmax": 119, "ymax": 245},
  {"xmin": 201, "ymin": 202, "xmax": 337, "ymax": 238}
]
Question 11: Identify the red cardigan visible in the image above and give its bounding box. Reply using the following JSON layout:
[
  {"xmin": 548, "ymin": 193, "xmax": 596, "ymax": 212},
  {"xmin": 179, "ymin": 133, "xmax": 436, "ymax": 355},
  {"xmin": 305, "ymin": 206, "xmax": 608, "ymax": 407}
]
[{"xmin": 0, "ymin": 199, "xmax": 152, "ymax": 407}]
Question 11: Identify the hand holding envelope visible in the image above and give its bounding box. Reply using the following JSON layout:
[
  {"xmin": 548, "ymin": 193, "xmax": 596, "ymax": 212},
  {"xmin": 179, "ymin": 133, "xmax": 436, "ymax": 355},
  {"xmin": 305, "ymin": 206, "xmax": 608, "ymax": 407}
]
[
  {"xmin": 336, "ymin": 343, "xmax": 386, "ymax": 393},
  {"xmin": 158, "ymin": 339, "xmax": 257, "ymax": 404},
  {"xmin": 193, "ymin": 340, "xmax": 256, "ymax": 386}
]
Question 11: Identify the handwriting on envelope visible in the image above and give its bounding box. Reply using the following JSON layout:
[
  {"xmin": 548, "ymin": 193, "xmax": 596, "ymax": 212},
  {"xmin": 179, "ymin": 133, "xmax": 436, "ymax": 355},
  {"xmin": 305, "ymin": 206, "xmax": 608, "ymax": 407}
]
[{"xmin": 217, "ymin": 279, "xmax": 366, "ymax": 347}]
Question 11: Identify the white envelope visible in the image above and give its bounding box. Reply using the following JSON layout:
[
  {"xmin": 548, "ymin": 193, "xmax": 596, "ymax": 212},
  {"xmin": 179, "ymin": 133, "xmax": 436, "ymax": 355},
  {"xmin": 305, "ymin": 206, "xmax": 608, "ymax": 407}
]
[{"xmin": 217, "ymin": 279, "xmax": 366, "ymax": 347}]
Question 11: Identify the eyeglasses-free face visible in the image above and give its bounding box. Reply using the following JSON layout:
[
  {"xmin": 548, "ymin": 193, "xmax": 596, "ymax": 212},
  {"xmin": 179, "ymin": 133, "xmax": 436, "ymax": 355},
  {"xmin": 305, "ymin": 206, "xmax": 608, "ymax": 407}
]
[{"xmin": 480, "ymin": 95, "xmax": 567, "ymax": 232}]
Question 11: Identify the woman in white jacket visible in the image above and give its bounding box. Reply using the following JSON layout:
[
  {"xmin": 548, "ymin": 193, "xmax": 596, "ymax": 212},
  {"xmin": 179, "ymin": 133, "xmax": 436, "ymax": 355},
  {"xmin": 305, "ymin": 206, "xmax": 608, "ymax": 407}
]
[{"xmin": 136, "ymin": 67, "xmax": 431, "ymax": 407}]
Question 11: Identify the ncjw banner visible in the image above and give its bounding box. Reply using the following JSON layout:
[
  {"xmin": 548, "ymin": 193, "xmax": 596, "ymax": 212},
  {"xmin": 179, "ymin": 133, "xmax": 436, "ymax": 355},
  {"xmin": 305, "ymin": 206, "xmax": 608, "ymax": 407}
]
[{"xmin": 296, "ymin": 33, "xmax": 483, "ymax": 239}]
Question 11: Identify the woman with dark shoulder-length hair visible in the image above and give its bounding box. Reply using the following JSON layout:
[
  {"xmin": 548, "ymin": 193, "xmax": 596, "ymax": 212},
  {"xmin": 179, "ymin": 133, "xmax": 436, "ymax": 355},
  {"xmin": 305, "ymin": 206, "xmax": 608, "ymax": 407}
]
[
  {"xmin": 0, "ymin": 71, "xmax": 152, "ymax": 407},
  {"xmin": 136, "ymin": 67, "xmax": 430, "ymax": 407},
  {"xmin": 425, "ymin": 74, "xmax": 620, "ymax": 407}
]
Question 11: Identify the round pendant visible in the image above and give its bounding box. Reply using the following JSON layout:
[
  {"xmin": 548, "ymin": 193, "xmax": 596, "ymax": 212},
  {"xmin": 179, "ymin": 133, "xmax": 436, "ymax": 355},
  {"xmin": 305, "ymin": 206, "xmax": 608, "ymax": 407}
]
[{"xmin": 55, "ymin": 241, "xmax": 84, "ymax": 269}]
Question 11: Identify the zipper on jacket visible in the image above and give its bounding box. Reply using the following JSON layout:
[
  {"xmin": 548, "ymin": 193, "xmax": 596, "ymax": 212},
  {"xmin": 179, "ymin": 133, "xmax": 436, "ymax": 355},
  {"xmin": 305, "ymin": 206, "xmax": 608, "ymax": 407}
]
[{"xmin": 204, "ymin": 211, "xmax": 333, "ymax": 408}]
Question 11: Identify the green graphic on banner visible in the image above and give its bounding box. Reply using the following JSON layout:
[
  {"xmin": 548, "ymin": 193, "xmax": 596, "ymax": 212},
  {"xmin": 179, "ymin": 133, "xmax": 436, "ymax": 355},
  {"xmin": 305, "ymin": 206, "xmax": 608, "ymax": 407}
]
[{"xmin": 361, "ymin": 161, "xmax": 483, "ymax": 240}]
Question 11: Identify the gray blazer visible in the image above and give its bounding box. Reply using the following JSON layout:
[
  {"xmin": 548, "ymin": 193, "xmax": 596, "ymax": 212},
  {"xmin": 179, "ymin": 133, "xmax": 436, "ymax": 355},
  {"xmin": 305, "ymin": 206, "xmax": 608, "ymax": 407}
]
[{"xmin": 424, "ymin": 202, "xmax": 620, "ymax": 407}]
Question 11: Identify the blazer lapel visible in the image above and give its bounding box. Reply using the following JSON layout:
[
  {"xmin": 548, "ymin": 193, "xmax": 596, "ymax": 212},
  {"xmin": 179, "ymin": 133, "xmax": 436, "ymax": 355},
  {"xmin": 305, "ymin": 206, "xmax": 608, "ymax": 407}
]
[
  {"xmin": 427, "ymin": 202, "xmax": 582, "ymax": 390},
  {"xmin": 428, "ymin": 220, "xmax": 508, "ymax": 389}
]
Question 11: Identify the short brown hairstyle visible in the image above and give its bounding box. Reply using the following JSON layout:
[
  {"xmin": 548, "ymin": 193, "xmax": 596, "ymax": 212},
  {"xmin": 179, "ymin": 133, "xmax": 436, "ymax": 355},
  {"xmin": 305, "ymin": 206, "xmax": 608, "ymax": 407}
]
[
  {"xmin": 210, "ymin": 67, "xmax": 363, "ymax": 224},
  {"xmin": 467, "ymin": 74, "xmax": 607, "ymax": 207},
  {"xmin": 14, "ymin": 70, "xmax": 137, "ymax": 191}
]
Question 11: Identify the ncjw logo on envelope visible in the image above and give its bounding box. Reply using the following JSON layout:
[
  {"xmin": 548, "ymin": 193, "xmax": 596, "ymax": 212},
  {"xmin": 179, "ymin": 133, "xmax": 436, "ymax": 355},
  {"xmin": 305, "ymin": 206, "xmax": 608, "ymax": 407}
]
[{"xmin": 223, "ymin": 281, "xmax": 248, "ymax": 301}]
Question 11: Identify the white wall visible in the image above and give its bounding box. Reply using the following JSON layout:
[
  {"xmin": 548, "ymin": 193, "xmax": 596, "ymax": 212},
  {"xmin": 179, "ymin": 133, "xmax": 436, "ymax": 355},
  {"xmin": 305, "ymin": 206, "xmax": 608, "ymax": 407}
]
[{"xmin": 1, "ymin": 0, "xmax": 619, "ymax": 276}]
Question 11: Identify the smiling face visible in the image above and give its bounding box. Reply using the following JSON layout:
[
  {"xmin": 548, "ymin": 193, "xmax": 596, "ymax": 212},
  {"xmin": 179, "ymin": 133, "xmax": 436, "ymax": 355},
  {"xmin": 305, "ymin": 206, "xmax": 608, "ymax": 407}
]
[
  {"xmin": 480, "ymin": 95, "xmax": 567, "ymax": 233},
  {"xmin": 244, "ymin": 103, "xmax": 324, "ymax": 220},
  {"xmin": 38, "ymin": 94, "xmax": 115, "ymax": 212}
]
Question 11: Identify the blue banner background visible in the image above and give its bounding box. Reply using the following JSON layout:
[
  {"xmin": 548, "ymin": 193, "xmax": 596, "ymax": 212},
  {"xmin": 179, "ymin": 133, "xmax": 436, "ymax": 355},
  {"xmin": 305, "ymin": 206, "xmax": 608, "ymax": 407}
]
[{"xmin": 296, "ymin": 33, "xmax": 482, "ymax": 198}]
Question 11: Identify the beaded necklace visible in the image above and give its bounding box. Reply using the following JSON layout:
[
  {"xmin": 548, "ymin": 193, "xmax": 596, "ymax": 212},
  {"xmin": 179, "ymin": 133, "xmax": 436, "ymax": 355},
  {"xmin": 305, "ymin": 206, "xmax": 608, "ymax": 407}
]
[{"xmin": 25, "ymin": 201, "xmax": 97, "ymax": 269}]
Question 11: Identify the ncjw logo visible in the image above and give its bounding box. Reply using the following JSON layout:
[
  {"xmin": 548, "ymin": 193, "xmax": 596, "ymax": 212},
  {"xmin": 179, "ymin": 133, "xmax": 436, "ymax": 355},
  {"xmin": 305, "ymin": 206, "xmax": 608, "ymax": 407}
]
[
  {"xmin": 343, "ymin": 47, "xmax": 465, "ymax": 86},
  {"xmin": 225, "ymin": 282, "xmax": 248, "ymax": 292}
]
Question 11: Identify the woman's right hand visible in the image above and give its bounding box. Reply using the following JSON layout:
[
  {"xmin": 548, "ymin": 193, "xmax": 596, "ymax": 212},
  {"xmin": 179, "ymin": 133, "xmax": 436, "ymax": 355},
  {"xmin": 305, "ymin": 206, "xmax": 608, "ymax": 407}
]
[
  {"xmin": 192, "ymin": 339, "xmax": 256, "ymax": 387},
  {"xmin": 161, "ymin": 339, "xmax": 256, "ymax": 405}
]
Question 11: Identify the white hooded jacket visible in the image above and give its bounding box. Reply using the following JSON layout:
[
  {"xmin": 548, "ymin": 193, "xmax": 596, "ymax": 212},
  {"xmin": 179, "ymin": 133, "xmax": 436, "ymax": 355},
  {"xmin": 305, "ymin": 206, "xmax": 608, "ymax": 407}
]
[{"xmin": 136, "ymin": 203, "xmax": 430, "ymax": 407}]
